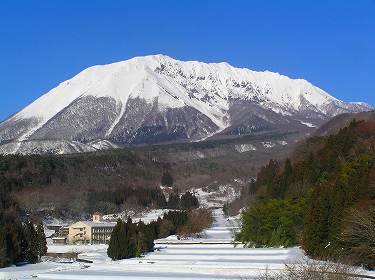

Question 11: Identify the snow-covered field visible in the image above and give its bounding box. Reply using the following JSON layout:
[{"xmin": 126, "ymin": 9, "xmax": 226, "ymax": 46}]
[
  {"xmin": 2, "ymin": 208, "xmax": 374, "ymax": 280},
  {"xmin": 1, "ymin": 209, "xmax": 302, "ymax": 280}
]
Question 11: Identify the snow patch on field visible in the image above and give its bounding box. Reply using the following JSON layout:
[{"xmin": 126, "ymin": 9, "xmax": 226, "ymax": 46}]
[
  {"xmin": 300, "ymin": 121, "xmax": 316, "ymax": 128},
  {"xmin": 234, "ymin": 144, "xmax": 256, "ymax": 153},
  {"xmin": 262, "ymin": 141, "xmax": 276, "ymax": 149},
  {"xmin": 277, "ymin": 140, "xmax": 288, "ymax": 146},
  {"xmin": 193, "ymin": 185, "xmax": 240, "ymax": 208}
]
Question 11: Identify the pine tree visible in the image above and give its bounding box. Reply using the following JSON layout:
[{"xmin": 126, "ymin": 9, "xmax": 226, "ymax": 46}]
[
  {"xmin": 126, "ymin": 217, "xmax": 137, "ymax": 258},
  {"xmin": 136, "ymin": 221, "xmax": 155, "ymax": 254},
  {"xmin": 36, "ymin": 223, "xmax": 47, "ymax": 260},
  {"xmin": 6, "ymin": 219, "xmax": 24, "ymax": 264},
  {"xmin": 24, "ymin": 221, "xmax": 38, "ymax": 264},
  {"xmin": 302, "ymin": 185, "xmax": 331, "ymax": 257},
  {"xmin": 107, "ymin": 219, "xmax": 123, "ymax": 260},
  {"xmin": 143, "ymin": 224, "xmax": 155, "ymax": 252}
]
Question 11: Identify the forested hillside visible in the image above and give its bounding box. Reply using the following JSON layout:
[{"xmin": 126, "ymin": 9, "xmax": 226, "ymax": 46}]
[
  {"xmin": 236, "ymin": 119, "xmax": 375, "ymax": 268},
  {"xmin": 0, "ymin": 150, "xmax": 169, "ymax": 219},
  {"xmin": 0, "ymin": 150, "xmax": 201, "ymax": 268},
  {"xmin": 0, "ymin": 128, "xmax": 291, "ymax": 220}
]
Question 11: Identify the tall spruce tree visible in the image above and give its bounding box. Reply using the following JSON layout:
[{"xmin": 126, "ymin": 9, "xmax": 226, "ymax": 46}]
[
  {"xmin": 36, "ymin": 223, "xmax": 47, "ymax": 259},
  {"xmin": 0, "ymin": 227, "xmax": 7, "ymax": 268},
  {"xmin": 126, "ymin": 217, "xmax": 137, "ymax": 258},
  {"xmin": 107, "ymin": 219, "xmax": 123, "ymax": 260},
  {"xmin": 24, "ymin": 220, "xmax": 38, "ymax": 264},
  {"xmin": 7, "ymin": 219, "xmax": 24, "ymax": 264}
]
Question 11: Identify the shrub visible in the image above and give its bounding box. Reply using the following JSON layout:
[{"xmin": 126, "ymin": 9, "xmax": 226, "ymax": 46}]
[
  {"xmin": 236, "ymin": 198, "xmax": 306, "ymax": 247},
  {"xmin": 340, "ymin": 205, "xmax": 375, "ymax": 269},
  {"xmin": 257, "ymin": 258, "xmax": 356, "ymax": 280}
]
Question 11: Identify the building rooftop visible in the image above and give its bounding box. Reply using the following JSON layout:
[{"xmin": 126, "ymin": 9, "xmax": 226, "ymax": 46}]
[{"xmin": 80, "ymin": 221, "xmax": 116, "ymax": 228}]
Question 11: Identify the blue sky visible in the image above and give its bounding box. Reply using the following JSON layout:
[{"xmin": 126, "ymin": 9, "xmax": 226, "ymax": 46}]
[{"xmin": 0, "ymin": 0, "xmax": 374, "ymax": 121}]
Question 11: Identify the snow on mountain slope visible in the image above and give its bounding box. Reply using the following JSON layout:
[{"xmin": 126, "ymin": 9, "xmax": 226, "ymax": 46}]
[
  {"xmin": 0, "ymin": 54, "xmax": 372, "ymax": 154},
  {"xmin": 0, "ymin": 139, "xmax": 120, "ymax": 155}
]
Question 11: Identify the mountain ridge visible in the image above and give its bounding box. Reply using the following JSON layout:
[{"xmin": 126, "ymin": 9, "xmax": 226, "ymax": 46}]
[{"xmin": 0, "ymin": 54, "xmax": 372, "ymax": 154}]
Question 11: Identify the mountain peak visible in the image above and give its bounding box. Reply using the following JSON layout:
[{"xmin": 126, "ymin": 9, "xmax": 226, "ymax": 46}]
[{"xmin": 0, "ymin": 55, "xmax": 372, "ymax": 154}]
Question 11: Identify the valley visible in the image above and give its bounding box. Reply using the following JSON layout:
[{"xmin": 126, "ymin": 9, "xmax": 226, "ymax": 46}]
[
  {"xmin": 1, "ymin": 2, "xmax": 375, "ymax": 279},
  {"xmin": 3, "ymin": 208, "xmax": 374, "ymax": 280},
  {"xmin": 0, "ymin": 209, "xmax": 306, "ymax": 280}
]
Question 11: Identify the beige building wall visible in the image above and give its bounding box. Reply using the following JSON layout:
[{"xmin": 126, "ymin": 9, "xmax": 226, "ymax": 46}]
[
  {"xmin": 67, "ymin": 213, "xmax": 115, "ymax": 244},
  {"xmin": 68, "ymin": 221, "xmax": 92, "ymax": 244}
]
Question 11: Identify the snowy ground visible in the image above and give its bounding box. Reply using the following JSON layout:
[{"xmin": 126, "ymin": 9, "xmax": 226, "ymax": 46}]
[
  {"xmin": 192, "ymin": 184, "xmax": 241, "ymax": 208},
  {"xmin": 1, "ymin": 209, "xmax": 303, "ymax": 280},
  {"xmin": 2, "ymin": 208, "xmax": 374, "ymax": 279}
]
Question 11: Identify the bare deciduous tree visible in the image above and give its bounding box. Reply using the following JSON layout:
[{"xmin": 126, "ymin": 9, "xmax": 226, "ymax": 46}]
[
  {"xmin": 340, "ymin": 205, "xmax": 375, "ymax": 269},
  {"xmin": 177, "ymin": 209, "xmax": 213, "ymax": 238}
]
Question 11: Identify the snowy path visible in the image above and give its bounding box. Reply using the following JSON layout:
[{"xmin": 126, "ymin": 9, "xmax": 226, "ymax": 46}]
[{"xmin": 0, "ymin": 209, "xmax": 307, "ymax": 280}]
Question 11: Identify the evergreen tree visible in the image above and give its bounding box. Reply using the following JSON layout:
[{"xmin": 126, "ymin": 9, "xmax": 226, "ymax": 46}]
[
  {"xmin": 6, "ymin": 219, "xmax": 24, "ymax": 264},
  {"xmin": 161, "ymin": 171, "xmax": 174, "ymax": 187},
  {"xmin": 236, "ymin": 199, "xmax": 305, "ymax": 247},
  {"xmin": 236, "ymin": 119, "xmax": 375, "ymax": 266},
  {"xmin": 107, "ymin": 219, "xmax": 123, "ymax": 260},
  {"xmin": 0, "ymin": 227, "xmax": 8, "ymax": 268},
  {"xmin": 117, "ymin": 219, "xmax": 128, "ymax": 259},
  {"xmin": 135, "ymin": 221, "xmax": 154, "ymax": 255},
  {"xmin": 167, "ymin": 192, "xmax": 180, "ymax": 209},
  {"xmin": 125, "ymin": 217, "xmax": 137, "ymax": 258},
  {"xmin": 24, "ymin": 220, "xmax": 38, "ymax": 264},
  {"xmin": 143, "ymin": 224, "xmax": 155, "ymax": 252},
  {"xmin": 107, "ymin": 210, "xmax": 192, "ymax": 260},
  {"xmin": 180, "ymin": 192, "xmax": 199, "ymax": 209},
  {"xmin": 278, "ymin": 158, "xmax": 293, "ymax": 198},
  {"xmin": 36, "ymin": 223, "xmax": 47, "ymax": 259}
]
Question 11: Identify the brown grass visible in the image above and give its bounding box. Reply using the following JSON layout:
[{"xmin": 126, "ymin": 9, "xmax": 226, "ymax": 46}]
[{"xmin": 256, "ymin": 258, "xmax": 357, "ymax": 280}]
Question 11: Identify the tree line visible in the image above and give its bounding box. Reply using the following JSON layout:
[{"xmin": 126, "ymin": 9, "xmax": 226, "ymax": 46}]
[
  {"xmin": 88, "ymin": 189, "xmax": 199, "ymax": 214},
  {"xmin": 0, "ymin": 150, "xmax": 165, "ymax": 219},
  {"xmin": 235, "ymin": 120, "xmax": 375, "ymax": 268},
  {"xmin": 167, "ymin": 191, "xmax": 199, "ymax": 209},
  {"xmin": 0, "ymin": 150, "xmax": 203, "ymax": 220}
]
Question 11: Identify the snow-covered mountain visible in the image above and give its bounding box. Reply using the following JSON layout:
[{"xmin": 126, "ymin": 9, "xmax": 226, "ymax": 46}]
[{"xmin": 0, "ymin": 54, "xmax": 372, "ymax": 154}]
